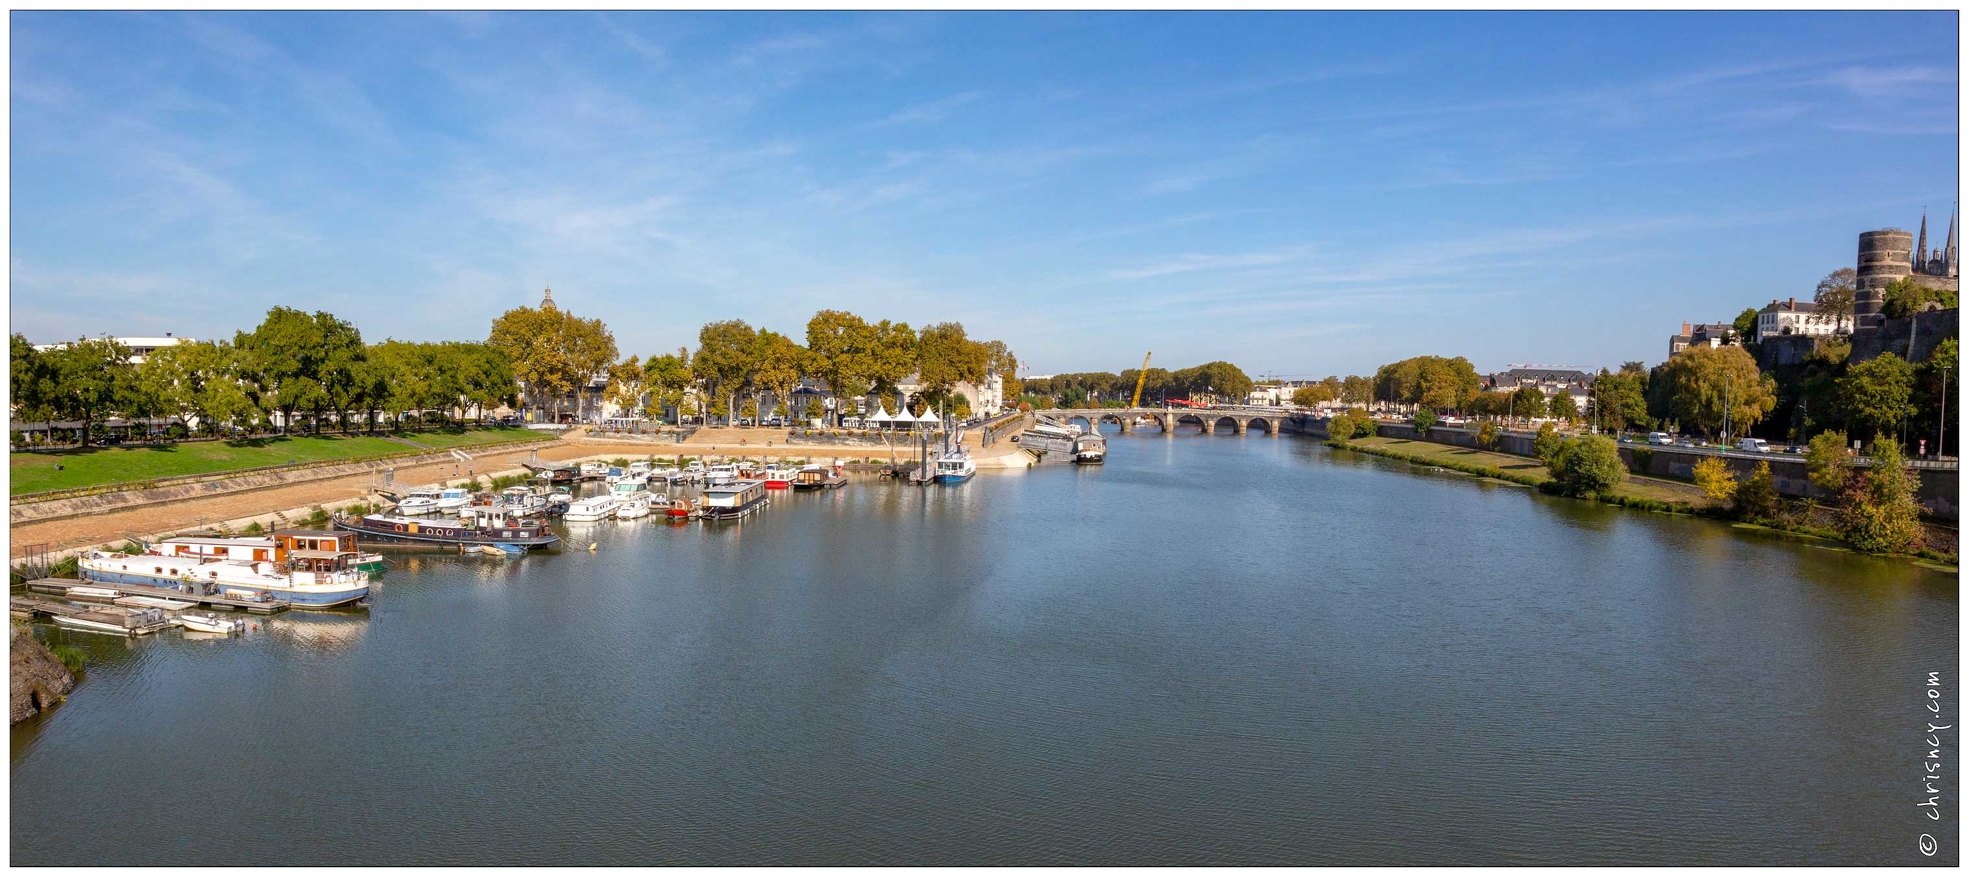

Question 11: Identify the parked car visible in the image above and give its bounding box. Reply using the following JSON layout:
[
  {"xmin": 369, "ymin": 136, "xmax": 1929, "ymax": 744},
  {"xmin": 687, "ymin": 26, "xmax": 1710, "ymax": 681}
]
[
  {"xmin": 1676, "ymin": 439, "xmax": 1696, "ymax": 448},
  {"xmin": 1783, "ymin": 444, "xmax": 1804, "ymax": 454}
]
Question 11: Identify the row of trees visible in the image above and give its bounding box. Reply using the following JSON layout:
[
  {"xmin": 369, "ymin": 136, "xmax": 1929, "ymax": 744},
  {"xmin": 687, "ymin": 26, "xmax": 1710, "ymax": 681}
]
[
  {"xmin": 489, "ymin": 302, "xmax": 1023, "ymax": 427},
  {"xmin": 1019, "ymin": 361, "xmax": 1254, "ymax": 409},
  {"xmin": 10, "ymin": 308, "xmax": 520, "ymax": 446},
  {"xmin": 1329, "ymin": 332, "xmax": 1949, "ymax": 455},
  {"xmin": 1288, "ymin": 375, "xmax": 1374, "ymax": 408}
]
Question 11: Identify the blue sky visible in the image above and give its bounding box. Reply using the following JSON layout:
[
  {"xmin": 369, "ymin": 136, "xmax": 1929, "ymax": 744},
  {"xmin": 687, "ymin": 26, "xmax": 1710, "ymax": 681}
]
[{"xmin": 10, "ymin": 11, "xmax": 1959, "ymax": 378}]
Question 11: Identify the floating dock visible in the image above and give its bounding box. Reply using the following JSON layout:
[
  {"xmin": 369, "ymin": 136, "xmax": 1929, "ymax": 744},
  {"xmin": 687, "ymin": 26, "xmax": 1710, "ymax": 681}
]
[
  {"xmin": 23, "ymin": 577, "xmax": 290, "ymax": 614},
  {"xmin": 10, "ymin": 595, "xmax": 173, "ymax": 635}
]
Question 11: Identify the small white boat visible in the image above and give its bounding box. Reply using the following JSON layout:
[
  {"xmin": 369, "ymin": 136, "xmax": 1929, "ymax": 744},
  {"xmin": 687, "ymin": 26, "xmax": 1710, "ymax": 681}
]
[
  {"xmin": 616, "ymin": 495, "xmax": 652, "ymax": 519},
  {"xmin": 436, "ymin": 487, "xmax": 473, "ymax": 510},
  {"xmin": 706, "ymin": 464, "xmax": 739, "ymax": 486},
  {"xmin": 396, "ymin": 488, "xmax": 443, "ymax": 515},
  {"xmin": 178, "ymin": 612, "xmax": 244, "ymax": 634}
]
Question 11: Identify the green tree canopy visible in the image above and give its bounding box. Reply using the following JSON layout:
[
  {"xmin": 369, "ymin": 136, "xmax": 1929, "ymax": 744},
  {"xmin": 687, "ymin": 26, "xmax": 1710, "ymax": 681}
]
[
  {"xmin": 1550, "ymin": 390, "xmax": 1578, "ymax": 423},
  {"xmin": 40, "ymin": 337, "xmax": 138, "ymax": 446},
  {"xmin": 1814, "ymin": 267, "xmax": 1857, "ymax": 332},
  {"xmin": 1881, "ymin": 277, "xmax": 1959, "ymax": 319},
  {"xmin": 1838, "ymin": 352, "xmax": 1916, "ymax": 442},
  {"xmin": 1654, "ymin": 344, "xmax": 1777, "ymax": 439},
  {"xmin": 915, "ymin": 322, "xmax": 987, "ymax": 410},
  {"xmin": 1590, "ymin": 367, "xmax": 1649, "ymax": 432},
  {"xmin": 751, "ymin": 330, "xmax": 811, "ymax": 423},
  {"xmin": 1548, "ymin": 435, "xmax": 1626, "ymax": 499},
  {"xmin": 694, "ymin": 319, "xmax": 759, "ymax": 427},
  {"xmin": 1510, "ymin": 385, "xmax": 1547, "ymax": 420}
]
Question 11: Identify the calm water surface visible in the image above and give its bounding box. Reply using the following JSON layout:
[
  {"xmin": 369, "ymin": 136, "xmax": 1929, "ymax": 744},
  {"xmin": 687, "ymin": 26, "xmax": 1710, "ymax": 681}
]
[{"xmin": 11, "ymin": 430, "xmax": 1958, "ymax": 865}]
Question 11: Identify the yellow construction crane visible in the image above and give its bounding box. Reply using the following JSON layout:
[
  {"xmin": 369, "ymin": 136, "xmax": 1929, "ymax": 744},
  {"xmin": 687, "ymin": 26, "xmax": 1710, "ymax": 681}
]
[{"xmin": 1129, "ymin": 351, "xmax": 1153, "ymax": 409}]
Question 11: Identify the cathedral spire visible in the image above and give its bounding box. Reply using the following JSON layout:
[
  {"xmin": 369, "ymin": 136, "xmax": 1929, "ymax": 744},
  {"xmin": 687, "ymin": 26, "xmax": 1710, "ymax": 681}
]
[
  {"xmin": 1916, "ymin": 210, "xmax": 1929, "ymax": 274},
  {"xmin": 1948, "ymin": 207, "xmax": 1959, "ymax": 276}
]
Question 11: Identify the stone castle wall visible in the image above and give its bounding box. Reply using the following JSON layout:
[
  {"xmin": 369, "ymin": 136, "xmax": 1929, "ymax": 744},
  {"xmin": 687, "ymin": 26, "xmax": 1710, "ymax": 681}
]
[{"xmin": 1850, "ymin": 307, "xmax": 1958, "ymax": 364}]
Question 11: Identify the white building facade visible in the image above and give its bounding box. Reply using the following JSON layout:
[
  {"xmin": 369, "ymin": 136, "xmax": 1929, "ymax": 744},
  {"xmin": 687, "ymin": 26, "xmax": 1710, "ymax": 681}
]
[{"xmin": 1755, "ymin": 298, "xmax": 1843, "ymax": 340}]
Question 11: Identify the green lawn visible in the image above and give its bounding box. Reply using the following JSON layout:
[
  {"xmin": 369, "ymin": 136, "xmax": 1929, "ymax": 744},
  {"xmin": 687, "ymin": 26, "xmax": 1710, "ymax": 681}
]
[
  {"xmin": 1337, "ymin": 436, "xmax": 1717, "ymax": 508},
  {"xmin": 11, "ymin": 427, "xmax": 538, "ymax": 496}
]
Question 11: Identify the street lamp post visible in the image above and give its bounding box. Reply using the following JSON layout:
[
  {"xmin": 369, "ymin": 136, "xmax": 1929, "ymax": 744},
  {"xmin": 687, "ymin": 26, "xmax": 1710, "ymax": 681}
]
[
  {"xmin": 1722, "ymin": 372, "xmax": 1732, "ymax": 447},
  {"xmin": 1941, "ymin": 365, "xmax": 1952, "ymax": 460}
]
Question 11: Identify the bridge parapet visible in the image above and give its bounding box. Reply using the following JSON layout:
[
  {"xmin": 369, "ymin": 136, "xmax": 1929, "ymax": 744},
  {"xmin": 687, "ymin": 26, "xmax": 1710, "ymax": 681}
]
[{"xmin": 1034, "ymin": 406, "xmax": 1299, "ymax": 436}]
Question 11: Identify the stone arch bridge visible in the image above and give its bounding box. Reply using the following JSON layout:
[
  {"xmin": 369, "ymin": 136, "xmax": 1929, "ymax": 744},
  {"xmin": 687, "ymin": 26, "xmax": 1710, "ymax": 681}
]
[{"xmin": 1033, "ymin": 407, "xmax": 1313, "ymax": 436}]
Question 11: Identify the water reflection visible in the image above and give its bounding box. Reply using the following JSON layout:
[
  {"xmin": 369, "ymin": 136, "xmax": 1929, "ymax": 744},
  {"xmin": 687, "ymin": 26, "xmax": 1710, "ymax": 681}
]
[{"xmin": 10, "ymin": 432, "xmax": 1956, "ymax": 866}]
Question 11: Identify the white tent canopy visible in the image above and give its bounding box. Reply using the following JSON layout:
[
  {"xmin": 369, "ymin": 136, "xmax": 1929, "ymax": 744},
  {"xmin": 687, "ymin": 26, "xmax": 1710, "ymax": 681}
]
[{"xmin": 868, "ymin": 405, "xmax": 893, "ymax": 423}]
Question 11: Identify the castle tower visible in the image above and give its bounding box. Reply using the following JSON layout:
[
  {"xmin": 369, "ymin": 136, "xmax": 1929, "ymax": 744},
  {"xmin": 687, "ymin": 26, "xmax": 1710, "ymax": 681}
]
[
  {"xmin": 1916, "ymin": 212, "xmax": 1929, "ymax": 275},
  {"xmin": 1855, "ymin": 228, "xmax": 1914, "ymax": 331},
  {"xmin": 540, "ymin": 285, "xmax": 557, "ymax": 311}
]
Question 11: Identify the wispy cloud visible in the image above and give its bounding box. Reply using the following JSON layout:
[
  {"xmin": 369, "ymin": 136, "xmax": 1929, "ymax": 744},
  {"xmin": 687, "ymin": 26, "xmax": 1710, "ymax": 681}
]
[
  {"xmin": 861, "ymin": 90, "xmax": 983, "ymax": 129},
  {"xmin": 1109, "ymin": 248, "xmax": 1309, "ymax": 280},
  {"xmin": 596, "ymin": 14, "xmax": 668, "ymax": 64},
  {"xmin": 1820, "ymin": 64, "xmax": 1955, "ymax": 97}
]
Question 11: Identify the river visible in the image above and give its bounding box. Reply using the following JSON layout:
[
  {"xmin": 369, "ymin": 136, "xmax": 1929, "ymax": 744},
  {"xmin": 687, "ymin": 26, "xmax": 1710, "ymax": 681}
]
[{"xmin": 10, "ymin": 428, "xmax": 1958, "ymax": 865}]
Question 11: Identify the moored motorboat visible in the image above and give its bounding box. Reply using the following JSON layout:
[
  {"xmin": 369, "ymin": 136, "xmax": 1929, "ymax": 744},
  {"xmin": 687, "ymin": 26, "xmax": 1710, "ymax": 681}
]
[
  {"xmin": 665, "ymin": 496, "xmax": 696, "ymax": 521},
  {"xmin": 545, "ymin": 486, "xmax": 573, "ymax": 515},
  {"xmin": 616, "ymin": 495, "xmax": 652, "ymax": 519},
  {"xmin": 178, "ymin": 611, "xmax": 244, "ymax": 634},
  {"xmin": 395, "ymin": 488, "xmax": 443, "ymax": 515},
  {"xmin": 436, "ymin": 487, "xmax": 473, "ymax": 511},
  {"xmin": 54, "ymin": 606, "xmax": 170, "ymax": 636}
]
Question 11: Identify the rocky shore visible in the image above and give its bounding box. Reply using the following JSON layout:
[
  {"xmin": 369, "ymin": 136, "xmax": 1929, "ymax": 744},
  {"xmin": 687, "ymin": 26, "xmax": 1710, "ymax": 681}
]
[{"xmin": 11, "ymin": 624, "xmax": 76, "ymax": 724}]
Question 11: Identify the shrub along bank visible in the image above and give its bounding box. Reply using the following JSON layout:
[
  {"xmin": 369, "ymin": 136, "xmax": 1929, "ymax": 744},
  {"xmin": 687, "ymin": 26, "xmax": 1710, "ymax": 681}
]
[{"xmin": 1325, "ymin": 433, "xmax": 1955, "ymax": 566}]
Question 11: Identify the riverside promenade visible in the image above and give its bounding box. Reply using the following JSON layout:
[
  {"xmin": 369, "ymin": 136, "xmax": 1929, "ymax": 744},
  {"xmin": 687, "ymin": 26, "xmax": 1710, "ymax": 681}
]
[{"xmin": 9, "ymin": 423, "xmax": 1034, "ymax": 559}]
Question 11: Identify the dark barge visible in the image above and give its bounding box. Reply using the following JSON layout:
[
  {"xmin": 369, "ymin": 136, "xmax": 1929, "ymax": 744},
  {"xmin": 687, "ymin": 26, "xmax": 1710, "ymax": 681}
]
[{"xmin": 332, "ymin": 512, "xmax": 562, "ymax": 550}]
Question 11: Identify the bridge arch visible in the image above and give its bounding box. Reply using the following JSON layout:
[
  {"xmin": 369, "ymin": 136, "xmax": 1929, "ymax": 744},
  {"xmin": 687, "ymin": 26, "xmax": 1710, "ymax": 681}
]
[
  {"xmin": 1096, "ymin": 412, "xmax": 1131, "ymax": 433},
  {"xmin": 1174, "ymin": 413, "xmax": 1211, "ymax": 433},
  {"xmin": 1246, "ymin": 416, "xmax": 1276, "ymax": 435},
  {"xmin": 1213, "ymin": 415, "xmax": 1243, "ymax": 435}
]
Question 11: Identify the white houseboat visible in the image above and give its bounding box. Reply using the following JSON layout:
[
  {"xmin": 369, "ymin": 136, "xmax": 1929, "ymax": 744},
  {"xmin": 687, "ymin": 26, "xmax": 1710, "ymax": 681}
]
[
  {"xmin": 79, "ymin": 530, "xmax": 374, "ymax": 608},
  {"xmin": 564, "ymin": 494, "xmax": 621, "ymax": 522}
]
